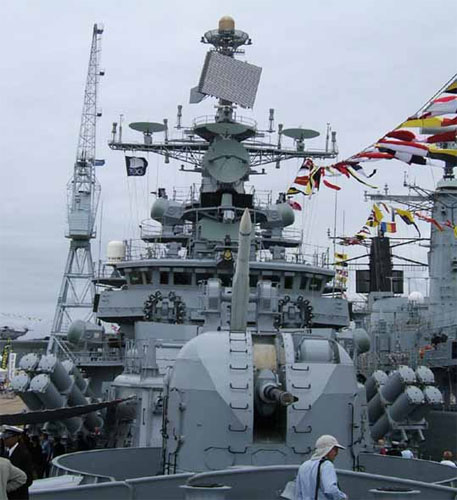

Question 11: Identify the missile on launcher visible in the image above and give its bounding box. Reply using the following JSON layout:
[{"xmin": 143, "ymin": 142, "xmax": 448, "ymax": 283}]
[{"xmin": 230, "ymin": 208, "xmax": 252, "ymax": 331}]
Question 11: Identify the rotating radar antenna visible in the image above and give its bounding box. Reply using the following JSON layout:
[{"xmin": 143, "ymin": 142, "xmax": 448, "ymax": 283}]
[{"xmin": 51, "ymin": 24, "xmax": 104, "ymax": 334}]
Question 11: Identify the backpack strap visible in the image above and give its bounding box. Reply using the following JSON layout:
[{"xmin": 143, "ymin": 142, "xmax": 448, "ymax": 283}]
[{"xmin": 314, "ymin": 458, "xmax": 328, "ymax": 500}]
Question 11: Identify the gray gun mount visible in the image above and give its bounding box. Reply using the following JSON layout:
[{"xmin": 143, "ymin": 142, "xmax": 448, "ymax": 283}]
[{"xmin": 163, "ymin": 327, "xmax": 372, "ymax": 473}]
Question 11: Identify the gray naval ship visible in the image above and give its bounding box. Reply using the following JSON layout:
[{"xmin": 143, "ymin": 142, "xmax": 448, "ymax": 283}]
[
  {"xmin": 4, "ymin": 16, "xmax": 457, "ymax": 500},
  {"xmin": 346, "ymin": 174, "xmax": 457, "ymax": 461}
]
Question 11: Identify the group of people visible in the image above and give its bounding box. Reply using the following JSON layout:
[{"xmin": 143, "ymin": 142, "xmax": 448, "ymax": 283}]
[
  {"xmin": 377, "ymin": 438, "xmax": 457, "ymax": 467},
  {"xmin": 0, "ymin": 425, "xmax": 67, "ymax": 499},
  {"xmin": 293, "ymin": 434, "xmax": 457, "ymax": 499},
  {"xmin": 1, "ymin": 425, "xmax": 455, "ymax": 500},
  {"xmin": 376, "ymin": 439, "xmax": 414, "ymax": 458}
]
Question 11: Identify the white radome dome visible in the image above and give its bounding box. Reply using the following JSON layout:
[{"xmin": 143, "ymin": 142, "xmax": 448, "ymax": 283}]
[{"xmin": 107, "ymin": 240, "xmax": 126, "ymax": 264}]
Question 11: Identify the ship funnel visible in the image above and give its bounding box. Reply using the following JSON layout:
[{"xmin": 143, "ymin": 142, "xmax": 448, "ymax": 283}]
[{"xmin": 230, "ymin": 209, "xmax": 252, "ymax": 331}]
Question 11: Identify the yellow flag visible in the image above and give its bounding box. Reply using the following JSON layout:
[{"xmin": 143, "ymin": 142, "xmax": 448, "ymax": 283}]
[
  {"xmin": 396, "ymin": 208, "xmax": 415, "ymax": 224},
  {"xmin": 428, "ymin": 146, "xmax": 457, "ymax": 157},
  {"xmin": 400, "ymin": 117, "xmax": 443, "ymax": 128},
  {"xmin": 373, "ymin": 204, "xmax": 384, "ymax": 223},
  {"xmin": 445, "ymin": 80, "xmax": 457, "ymax": 94}
]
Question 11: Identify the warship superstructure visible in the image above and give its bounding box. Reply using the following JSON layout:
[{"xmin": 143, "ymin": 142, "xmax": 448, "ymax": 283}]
[
  {"xmin": 346, "ymin": 177, "xmax": 457, "ymax": 459},
  {"xmin": 3, "ymin": 17, "xmax": 457, "ymax": 500}
]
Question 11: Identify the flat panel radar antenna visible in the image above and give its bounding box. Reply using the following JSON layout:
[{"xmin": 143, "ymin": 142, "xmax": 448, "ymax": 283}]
[
  {"xmin": 51, "ymin": 24, "xmax": 104, "ymax": 334},
  {"xmin": 190, "ymin": 16, "xmax": 261, "ymax": 109}
]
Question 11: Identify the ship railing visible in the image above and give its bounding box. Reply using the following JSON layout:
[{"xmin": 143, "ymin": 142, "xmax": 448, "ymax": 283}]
[
  {"xmin": 124, "ymin": 343, "xmax": 182, "ymax": 373},
  {"xmin": 70, "ymin": 350, "xmax": 124, "ymax": 364},
  {"xmin": 169, "ymin": 185, "xmax": 200, "ymax": 204},
  {"xmin": 47, "ymin": 334, "xmax": 77, "ymax": 361},
  {"xmin": 256, "ymin": 247, "xmax": 331, "ymax": 268},
  {"xmin": 140, "ymin": 220, "xmax": 194, "ymax": 240},
  {"xmin": 120, "ymin": 239, "xmax": 331, "ymax": 267},
  {"xmin": 51, "ymin": 455, "xmax": 114, "ymax": 484},
  {"xmin": 193, "ymin": 114, "xmax": 257, "ymax": 129},
  {"xmin": 42, "ymin": 462, "xmax": 457, "ymax": 498},
  {"xmin": 435, "ymin": 476, "xmax": 457, "ymax": 489},
  {"xmin": 351, "ymin": 300, "xmax": 368, "ymax": 314},
  {"xmin": 249, "ymin": 188, "xmax": 274, "ymax": 208},
  {"xmin": 255, "ymin": 227, "xmax": 302, "ymax": 245},
  {"xmin": 125, "ymin": 240, "xmax": 189, "ymax": 261},
  {"xmin": 95, "ymin": 265, "xmax": 120, "ymax": 280},
  {"xmin": 114, "ymin": 233, "xmax": 331, "ymax": 266}
]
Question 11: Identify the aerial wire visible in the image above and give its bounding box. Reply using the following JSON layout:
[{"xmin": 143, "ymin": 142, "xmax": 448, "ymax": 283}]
[
  {"xmin": 97, "ymin": 201, "xmax": 103, "ymax": 278},
  {"xmin": 332, "ymin": 188, "xmax": 338, "ymax": 292}
]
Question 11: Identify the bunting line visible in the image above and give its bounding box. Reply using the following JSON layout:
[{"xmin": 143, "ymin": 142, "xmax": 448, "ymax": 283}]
[{"xmin": 286, "ymin": 72, "xmax": 457, "ymax": 201}]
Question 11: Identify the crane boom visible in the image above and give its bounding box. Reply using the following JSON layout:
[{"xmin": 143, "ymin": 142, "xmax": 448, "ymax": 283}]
[{"xmin": 51, "ymin": 24, "xmax": 104, "ymax": 334}]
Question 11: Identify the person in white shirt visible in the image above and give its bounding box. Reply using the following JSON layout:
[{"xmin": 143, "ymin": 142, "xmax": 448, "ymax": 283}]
[
  {"xmin": 400, "ymin": 444, "xmax": 414, "ymax": 459},
  {"xmin": 295, "ymin": 435, "xmax": 347, "ymax": 500},
  {"xmin": 440, "ymin": 451, "xmax": 457, "ymax": 468},
  {"xmin": 0, "ymin": 457, "xmax": 26, "ymax": 500}
]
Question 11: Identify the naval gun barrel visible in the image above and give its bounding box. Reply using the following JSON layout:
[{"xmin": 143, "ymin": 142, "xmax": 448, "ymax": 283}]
[
  {"xmin": 260, "ymin": 384, "xmax": 297, "ymax": 406},
  {"xmin": 230, "ymin": 208, "xmax": 252, "ymax": 331},
  {"xmin": 255, "ymin": 369, "xmax": 298, "ymax": 416}
]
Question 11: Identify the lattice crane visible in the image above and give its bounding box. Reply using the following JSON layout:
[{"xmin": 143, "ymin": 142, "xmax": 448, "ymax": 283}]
[{"xmin": 51, "ymin": 24, "xmax": 104, "ymax": 334}]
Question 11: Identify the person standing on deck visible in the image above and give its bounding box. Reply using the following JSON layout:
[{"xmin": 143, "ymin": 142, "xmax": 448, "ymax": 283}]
[
  {"xmin": 440, "ymin": 451, "xmax": 457, "ymax": 467},
  {"xmin": 295, "ymin": 434, "xmax": 348, "ymax": 500},
  {"xmin": 0, "ymin": 426, "xmax": 33, "ymax": 500}
]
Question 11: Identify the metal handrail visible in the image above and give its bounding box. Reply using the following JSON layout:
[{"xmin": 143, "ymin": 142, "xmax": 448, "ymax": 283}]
[
  {"xmin": 47, "ymin": 335, "xmax": 76, "ymax": 362},
  {"xmin": 52, "ymin": 451, "xmax": 115, "ymax": 484},
  {"xmin": 104, "ymin": 235, "xmax": 332, "ymax": 269},
  {"xmin": 193, "ymin": 115, "xmax": 257, "ymax": 128}
]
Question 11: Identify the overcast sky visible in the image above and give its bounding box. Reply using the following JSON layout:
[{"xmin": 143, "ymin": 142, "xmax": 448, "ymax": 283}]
[{"xmin": 1, "ymin": 0, "xmax": 456, "ymax": 335}]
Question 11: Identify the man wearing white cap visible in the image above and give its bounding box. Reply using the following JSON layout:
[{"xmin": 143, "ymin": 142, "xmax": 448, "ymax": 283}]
[
  {"xmin": 295, "ymin": 435, "xmax": 347, "ymax": 500},
  {"xmin": 0, "ymin": 426, "xmax": 33, "ymax": 500}
]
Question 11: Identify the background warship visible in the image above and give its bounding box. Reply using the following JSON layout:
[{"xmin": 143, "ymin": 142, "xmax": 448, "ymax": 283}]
[
  {"xmin": 1, "ymin": 16, "xmax": 457, "ymax": 500},
  {"xmin": 343, "ymin": 175, "xmax": 457, "ymax": 460}
]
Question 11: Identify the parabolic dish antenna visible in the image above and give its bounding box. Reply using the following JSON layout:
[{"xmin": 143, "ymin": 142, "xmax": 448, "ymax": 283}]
[
  {"xmin": 282, "ymin": 128, "xmax": 320, "ymax": 140},
  {"xmin": 129, "ymin": 122, "xmax": 166, "ymax": 134},
  {"xmin": 203, "ymin": 138, "xmax": 250, "ymax": 183}
]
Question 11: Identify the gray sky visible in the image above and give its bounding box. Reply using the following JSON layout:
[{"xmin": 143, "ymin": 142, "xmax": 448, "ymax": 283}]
[{"xmin": 1, "ymin": 0, "xmax": 456, "ymax": 335}]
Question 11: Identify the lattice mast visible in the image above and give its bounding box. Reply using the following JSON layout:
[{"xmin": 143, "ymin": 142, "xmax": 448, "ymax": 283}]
[{"xmin": 52, "ymin": 24, "xmax": 104, "ymax": 334}]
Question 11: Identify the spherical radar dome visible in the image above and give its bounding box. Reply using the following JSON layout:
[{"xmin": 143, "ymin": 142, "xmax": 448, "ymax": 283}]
[{"xmin": 219, "ymin": 16, "xmax": 235, "ymax": 31}]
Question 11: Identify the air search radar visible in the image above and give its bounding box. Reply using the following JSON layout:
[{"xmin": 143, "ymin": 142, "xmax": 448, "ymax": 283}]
[{"xmin": 190, "ymin": 17, "xmax": 261, "ymax": 108}]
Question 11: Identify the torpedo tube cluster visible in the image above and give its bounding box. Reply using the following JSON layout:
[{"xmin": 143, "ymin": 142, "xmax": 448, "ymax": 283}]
[
  {"xmin": 365, "ymin": 365, "xmax": 443, "ymax": 441},
  {"xmin": 10, "ymin": 353, "xmax": 102, "ymax": 435}
]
